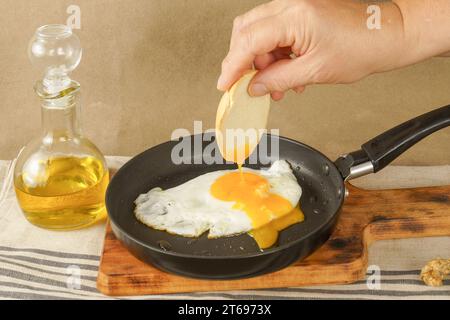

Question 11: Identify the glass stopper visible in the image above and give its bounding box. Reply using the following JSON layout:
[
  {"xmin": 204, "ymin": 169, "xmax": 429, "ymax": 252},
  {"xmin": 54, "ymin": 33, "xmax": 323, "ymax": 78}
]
[{"xmin": 28, "ymin": 24, "xmax": 82, "ymax": 94}]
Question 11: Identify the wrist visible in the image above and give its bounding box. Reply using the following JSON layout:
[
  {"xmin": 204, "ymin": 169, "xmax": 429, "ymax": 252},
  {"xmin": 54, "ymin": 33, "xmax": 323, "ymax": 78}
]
[
  {"xmin": 362, "ymin": 2, "xmax": 409, "ymax": 74},
  {"xmin": 370, "ymin": 0, "xmax": 450, "ymax": 72}
]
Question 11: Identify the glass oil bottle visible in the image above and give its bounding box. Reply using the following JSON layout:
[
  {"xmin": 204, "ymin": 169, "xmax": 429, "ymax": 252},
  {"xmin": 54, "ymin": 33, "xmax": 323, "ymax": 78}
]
[{"xmin": 14, "ymin": 25, "xmax": 109, "ymax": 230}]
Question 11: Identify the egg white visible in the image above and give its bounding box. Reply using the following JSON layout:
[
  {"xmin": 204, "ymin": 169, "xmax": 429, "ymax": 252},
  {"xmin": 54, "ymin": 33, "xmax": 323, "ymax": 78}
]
[{"xmin": 134, "ymin": 160, "xmax": 302, "ymax": 238}]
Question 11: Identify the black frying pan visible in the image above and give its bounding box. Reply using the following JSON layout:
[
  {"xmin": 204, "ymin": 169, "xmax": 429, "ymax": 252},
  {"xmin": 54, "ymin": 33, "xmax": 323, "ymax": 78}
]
[{"xmin": 106, "ymin": 105, "xmax": 450, "ymax": 279}]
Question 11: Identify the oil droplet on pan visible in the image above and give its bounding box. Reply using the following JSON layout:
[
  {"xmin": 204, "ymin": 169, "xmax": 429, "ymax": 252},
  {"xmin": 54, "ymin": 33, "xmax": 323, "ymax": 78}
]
[
  {"xmin": 157, "ymin": 240, "xmax": 172, "ymax": 251},
  {"xmin": 322, "ymin": 164, "xmax": 330, "ymax": 176}
]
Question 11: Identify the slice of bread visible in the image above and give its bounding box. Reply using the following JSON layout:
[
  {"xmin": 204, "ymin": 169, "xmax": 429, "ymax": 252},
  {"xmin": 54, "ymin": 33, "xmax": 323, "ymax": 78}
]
[{"xmin": 216, "ymin": 70, "xmax": 271, "ymax": 165}]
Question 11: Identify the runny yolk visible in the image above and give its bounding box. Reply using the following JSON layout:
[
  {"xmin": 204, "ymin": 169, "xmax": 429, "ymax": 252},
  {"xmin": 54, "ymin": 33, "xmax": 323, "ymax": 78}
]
[
  {"xmin": 210, "ymin": 171, "xmax": 304, "ymax": 249},
  {"xmin": 249, "ymin": 206, "xmax": 304, "ymax": 249}
]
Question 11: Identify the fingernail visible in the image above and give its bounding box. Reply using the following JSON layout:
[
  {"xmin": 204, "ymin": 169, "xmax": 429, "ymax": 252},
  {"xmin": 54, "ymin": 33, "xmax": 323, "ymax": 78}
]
[
  {"xmin": 293, "ymin": 86, "xmax": 305, "ymax": 94},
  {"xmin": 249, "ymin": 83, "xmax": 267, "ymax": 96},
  {"xmin": 217, "ymin": 75, "xmax": 226, "ymax": 90}
]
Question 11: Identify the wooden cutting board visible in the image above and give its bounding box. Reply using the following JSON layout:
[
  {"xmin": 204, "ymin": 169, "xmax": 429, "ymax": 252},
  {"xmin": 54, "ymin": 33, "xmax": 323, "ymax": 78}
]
[{"xmin": 97, "ymin": 183, "xmax": 450, "ymax": 296}]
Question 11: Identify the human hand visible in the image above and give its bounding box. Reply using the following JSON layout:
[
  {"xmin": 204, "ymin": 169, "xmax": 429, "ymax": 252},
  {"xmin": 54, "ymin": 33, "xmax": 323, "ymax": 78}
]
[{"xmin": 217, "ymin": 0, "xmax": 406, "ymax": 100}]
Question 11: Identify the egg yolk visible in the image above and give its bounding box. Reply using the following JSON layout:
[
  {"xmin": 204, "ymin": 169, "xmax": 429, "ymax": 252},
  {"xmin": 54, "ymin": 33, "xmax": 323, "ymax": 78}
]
[{"xmin": 210, "ymin": 171, "xmax": 304, "ymax": 249}]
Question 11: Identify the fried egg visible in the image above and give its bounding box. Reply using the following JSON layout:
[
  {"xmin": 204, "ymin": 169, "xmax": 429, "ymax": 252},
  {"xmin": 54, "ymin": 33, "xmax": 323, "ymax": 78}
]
[{"xmin": 134, "ymin": 160, "xmax": 304, "ymax": 249}]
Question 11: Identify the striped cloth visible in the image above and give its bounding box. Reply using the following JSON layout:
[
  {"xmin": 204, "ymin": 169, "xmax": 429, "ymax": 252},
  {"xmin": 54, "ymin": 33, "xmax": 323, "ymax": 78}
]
[{"xmin": 0, "ymin": 157, "xmax": 449, "ymax": 300}]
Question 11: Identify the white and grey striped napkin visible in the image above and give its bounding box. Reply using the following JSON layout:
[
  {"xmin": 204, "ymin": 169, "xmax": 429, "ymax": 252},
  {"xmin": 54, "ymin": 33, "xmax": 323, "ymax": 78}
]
[{"xmin": 0, "ymin": 157, "xmax": 449, "ymax": 300}]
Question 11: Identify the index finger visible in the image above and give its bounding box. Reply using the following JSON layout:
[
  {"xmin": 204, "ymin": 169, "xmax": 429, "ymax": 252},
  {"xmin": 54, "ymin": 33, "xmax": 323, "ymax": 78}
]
[
  {"xmin": 217, "ymin": 16, "xmax": 290, "ymax": 91},
  {"xmin": 229, "ymin": 1, "xmax": 286, "ymax": 50}
]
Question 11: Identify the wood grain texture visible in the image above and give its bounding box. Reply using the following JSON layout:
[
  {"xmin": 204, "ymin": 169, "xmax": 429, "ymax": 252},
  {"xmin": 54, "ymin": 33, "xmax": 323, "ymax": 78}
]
[{"xmin": 97, "ymin": 183, "xmax": 450, "ymax": 296}]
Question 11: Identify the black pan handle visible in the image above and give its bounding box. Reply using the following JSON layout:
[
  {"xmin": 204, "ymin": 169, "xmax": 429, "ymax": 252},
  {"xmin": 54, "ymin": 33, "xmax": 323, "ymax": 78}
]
[{"xmin": 335, "ymin": 104, "xmax": 450, "ymax": 180}]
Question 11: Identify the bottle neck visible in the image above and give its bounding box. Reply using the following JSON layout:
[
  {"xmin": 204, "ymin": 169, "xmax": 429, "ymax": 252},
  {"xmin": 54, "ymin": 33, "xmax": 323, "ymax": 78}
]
[{"xmin": 41, "ymin": 93, "xmax": 81, "ymax": 138}]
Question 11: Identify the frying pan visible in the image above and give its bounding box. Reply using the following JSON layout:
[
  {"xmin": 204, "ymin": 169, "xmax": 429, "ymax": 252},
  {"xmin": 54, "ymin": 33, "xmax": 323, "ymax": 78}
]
[{"xmin": 106, "ymin": 105, "xmax": 450, "ymax": 279}]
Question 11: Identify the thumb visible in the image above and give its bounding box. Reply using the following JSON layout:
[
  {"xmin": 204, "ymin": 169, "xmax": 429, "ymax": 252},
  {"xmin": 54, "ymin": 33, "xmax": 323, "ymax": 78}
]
[{"xmin": 249, "ymin": 57, "xmax": 314, "ymax": 96}]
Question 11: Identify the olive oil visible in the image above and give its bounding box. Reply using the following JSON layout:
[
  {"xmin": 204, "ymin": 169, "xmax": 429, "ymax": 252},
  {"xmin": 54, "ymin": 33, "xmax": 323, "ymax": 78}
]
[
  {"xmin": 15, "ymin": 156, "xmax": 109, "ymax": 230},
  {"xmin": 14, "ymin": 25, "xmax": 109, "ymax": 230}
]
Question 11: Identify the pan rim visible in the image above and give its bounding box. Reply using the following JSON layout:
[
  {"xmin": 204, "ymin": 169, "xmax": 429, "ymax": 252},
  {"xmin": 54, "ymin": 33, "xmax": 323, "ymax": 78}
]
[{"xmin": 106, "ymin": 134, "xmax": 346, "ymax": 260}]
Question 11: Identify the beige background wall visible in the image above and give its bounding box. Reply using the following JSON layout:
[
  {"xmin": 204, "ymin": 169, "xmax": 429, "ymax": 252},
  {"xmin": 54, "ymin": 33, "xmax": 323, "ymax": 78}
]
[{"xmin": 1, "ymin": 0, "xmax": 449, "ymax": 165}]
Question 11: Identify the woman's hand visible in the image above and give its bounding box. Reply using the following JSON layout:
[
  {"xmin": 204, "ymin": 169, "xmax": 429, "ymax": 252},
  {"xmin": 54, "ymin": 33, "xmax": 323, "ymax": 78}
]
[{"xmin": 217, "ymin": 0, "xmax": 450, "ymax": 100}]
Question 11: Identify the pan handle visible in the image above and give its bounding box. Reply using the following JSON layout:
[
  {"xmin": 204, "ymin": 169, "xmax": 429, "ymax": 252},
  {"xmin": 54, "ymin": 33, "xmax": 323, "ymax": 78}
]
[{"xmin": 335, "ymin": 104, "xmax": 450, "ymax": 180}]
